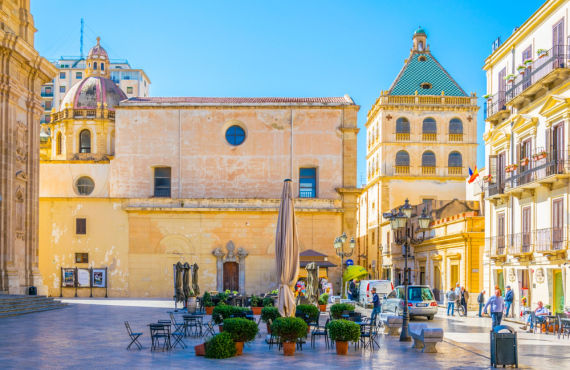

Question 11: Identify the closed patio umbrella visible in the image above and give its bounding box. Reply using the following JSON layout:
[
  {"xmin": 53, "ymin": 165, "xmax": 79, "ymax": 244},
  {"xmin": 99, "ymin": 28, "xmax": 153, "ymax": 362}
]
[
  {"xmin": 191, "ymin": 263, "xmax": 200, "ymax": 296},
  {"xmin": 275, "ymin": 179, "xmax": 300, "ymax": 317}
]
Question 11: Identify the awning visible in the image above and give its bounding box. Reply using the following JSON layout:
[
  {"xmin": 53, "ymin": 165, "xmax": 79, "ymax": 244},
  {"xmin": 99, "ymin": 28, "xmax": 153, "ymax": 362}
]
[
  {"xmin": 300, "ymin": 261, "xmax": 337, "ymax": 268},
  {"xmin": 298, "ymin": 268, "xmax": 328, "ymax": 279}
]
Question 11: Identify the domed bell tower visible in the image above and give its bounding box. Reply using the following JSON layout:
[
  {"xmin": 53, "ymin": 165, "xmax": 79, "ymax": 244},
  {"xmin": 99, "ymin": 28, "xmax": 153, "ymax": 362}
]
[
  {"xmin": 85, "ymin": 37, "xmax": 110, "ymax": 78},
  {"xmin": 413, "ymin": 27, "xmax": 428, "ymax": 52}
]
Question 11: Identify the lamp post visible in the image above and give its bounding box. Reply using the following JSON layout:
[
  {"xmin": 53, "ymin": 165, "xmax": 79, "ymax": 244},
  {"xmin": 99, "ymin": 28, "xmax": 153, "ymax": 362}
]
[
  {"xmin": 383, "ymin": 199, "xmax": 432, "ymax": 342},
  {"xmin": 334, "ymin": 232, "xmax": 355, "ymax": 298}
]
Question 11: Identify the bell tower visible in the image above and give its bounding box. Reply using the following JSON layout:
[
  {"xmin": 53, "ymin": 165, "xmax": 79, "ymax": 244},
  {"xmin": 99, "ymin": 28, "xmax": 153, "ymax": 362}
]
[
  {"xmin": 85, "ymin": 37, "xmax": 110, "ymax": 78},
  {"xmin": 412, "ymin": 27, "xmax": 428, "ymax": 52}
]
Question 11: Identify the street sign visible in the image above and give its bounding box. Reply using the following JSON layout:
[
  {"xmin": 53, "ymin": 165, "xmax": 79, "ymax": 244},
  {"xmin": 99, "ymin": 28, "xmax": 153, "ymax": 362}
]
[{"xmin": 345, "ymin": 259, "xmax": 354, "ymax": 266}]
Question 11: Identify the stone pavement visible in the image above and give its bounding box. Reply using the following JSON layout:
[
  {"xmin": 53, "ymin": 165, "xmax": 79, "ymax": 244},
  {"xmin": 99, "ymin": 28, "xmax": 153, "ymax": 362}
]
[{"xmin": 0, "ymin": 299, "xmax": 566, "ymax": 369}]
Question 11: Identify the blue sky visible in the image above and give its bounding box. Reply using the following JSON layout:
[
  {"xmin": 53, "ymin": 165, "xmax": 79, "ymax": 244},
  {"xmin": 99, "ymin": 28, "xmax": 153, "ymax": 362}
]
[{"xmin": 32, "ymin": 0, "xmax": 543, "ymax": 186}]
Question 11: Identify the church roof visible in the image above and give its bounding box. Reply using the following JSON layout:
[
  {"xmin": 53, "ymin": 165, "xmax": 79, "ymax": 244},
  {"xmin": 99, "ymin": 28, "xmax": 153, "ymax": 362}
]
[
  {"xmin": 388, "ymin": 51, "xmax": 467, "ymax": 97},
  {"xmin": 121, "ymin": 96, "xmax": 356, "ymax": 107},
  {"xmin": 60, "ymin": 76, "xmax": 127, "ymax": 111}
]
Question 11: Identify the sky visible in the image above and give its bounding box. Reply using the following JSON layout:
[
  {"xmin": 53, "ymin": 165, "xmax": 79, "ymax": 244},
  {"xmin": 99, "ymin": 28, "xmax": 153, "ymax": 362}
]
[{"xmin": 32, "ymin": 0, "xmax": 544, "ymax": 186}]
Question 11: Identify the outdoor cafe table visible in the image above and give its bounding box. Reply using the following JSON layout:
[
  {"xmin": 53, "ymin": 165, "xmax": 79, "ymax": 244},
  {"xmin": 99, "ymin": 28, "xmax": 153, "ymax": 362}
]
[{"xmin": 182, "ymin": 314, "xmax": 203, "ymax": 337}]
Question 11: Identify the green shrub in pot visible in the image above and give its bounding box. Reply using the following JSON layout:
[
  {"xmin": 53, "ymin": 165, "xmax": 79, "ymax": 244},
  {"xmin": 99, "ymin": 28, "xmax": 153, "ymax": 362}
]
[
  {"xmin": 327, "ymin": 319, "xmax": 361, "ymax": 342},
  {"xmin": 223, "ymin": 318, "xmax": 259, "ymax": 343},
  {"xmin": 296, "ymin": 304, "xmax": 320, "ymax": 322},
  {"xmin": 205, "ymin": 332, "xmax": 236, "ymax": 359},
  {"xmin": 330, "ymin": 303, "xmax": 355, "ymax": 319},
  {"xmin": 270, "ymin": 317, "xmax": 308, "ymax": 342}
]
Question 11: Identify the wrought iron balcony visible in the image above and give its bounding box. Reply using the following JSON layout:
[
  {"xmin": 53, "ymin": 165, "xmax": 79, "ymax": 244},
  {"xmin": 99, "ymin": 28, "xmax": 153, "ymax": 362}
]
[
  {"xmin": 535, "ymin": 227, "xmax": 566, "ymax": 254},
  {"xmin": 489, "ymin": 235, "xmax": 507, "ymax": 258},
  {"xmin": 505, "ymin": 148, "xmax": 570, "ymax": 191},
  {"xmin": 484, "ymin": 91, "xmax": 507, "ymax": 123},
  {"xmin": 508, "ymin": 232, "xmax": 533, "ymax": 255}
]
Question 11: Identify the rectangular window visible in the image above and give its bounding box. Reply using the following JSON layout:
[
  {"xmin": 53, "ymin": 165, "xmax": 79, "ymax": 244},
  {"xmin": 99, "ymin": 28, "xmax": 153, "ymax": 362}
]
[
  {"xmin": 60, "ymin": 86, "xmax": 66, "ymax": 93},
  {"xmin": 127, "ymin": 86, "xmax": 133, "ymax": 94},
  {"xmin": 154, "ymin": 167, "xmax": 171, "ymax": 197},
  {"xmin": 299, "ymin": 168, "xmax": 316, "ymax": 198},
  {"xmin": 522, "ymin": 206, "xmax": 531, "ymax": 252},
  {"xmin": 76, "ymin": 72, "xmax": 82, "ymax": 79},
  {"xmin": 553, "ymin": 198, "xmax": 564, "ymax": 250},
  {"xmin": 45, "ymin": 101, "xmax": 52, "ymax": 110},
  {"xmin": 76, "ymin": 218, "xmax": 87, "ymax": 235},
  {"xmin": 75, "ymin": 253, "xmax": 88, "ymax": 263},
  {"xmin": 59, "ymin": 72, "xmax": 66, "ymax": 79}
]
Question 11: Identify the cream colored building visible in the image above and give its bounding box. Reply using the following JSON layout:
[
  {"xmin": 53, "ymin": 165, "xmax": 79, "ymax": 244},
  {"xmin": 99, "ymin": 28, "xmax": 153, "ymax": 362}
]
[
  {"xmin": 357, "ymin": 29, "xmax": 479, "ymax": 278},
  {"xmin": 0, "ymin": 1, "xmax": 56, "ymax": 294},
  {"xmin": 39, "ymin": 41, "xmax": 360, "ymax": 298},
  {"xmin": 483, "ymin": 0, "xmax": 570, "ymax": 316}
]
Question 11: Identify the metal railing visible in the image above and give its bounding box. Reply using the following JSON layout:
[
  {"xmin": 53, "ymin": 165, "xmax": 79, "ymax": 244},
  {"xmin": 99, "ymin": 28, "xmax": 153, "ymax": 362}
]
[
  {"xmin": 535, "ymin": 227, "xmax": 566, "ymax": 252},
  {"xmin": 505, "ymin": 148, "xmax": 570, "ymax": 189},
  {"xmin": 489, "ymin": 235, "xmax": 507, "ymax": 257},
  {"xmin": 509, "ymin": 232, "xmax": 533, "ymax": 255},
  {"xmin": 154, "ymin": 189, "xmax": 171, "ymax": 198},
  {"xmin": 449, "ymin": 133, "xmax": 463, "ymax": 142},
  {"xmin": 396, "ymin": 133, "xmax": 410, "ymax": 141},
  {"xmin": 484, "ymin": 91, "xmax": 507, "ymax": 119},
  {"xmin": 506, "ymin": 46, "xmax": 570, "ymax": 103},
  {"xmin": 299, "ymin": 190, "xmax": 315, "ymax": 198},
  {"xmin": 41, "ymin": 91, "xmax": 54, "ymax": 97}
]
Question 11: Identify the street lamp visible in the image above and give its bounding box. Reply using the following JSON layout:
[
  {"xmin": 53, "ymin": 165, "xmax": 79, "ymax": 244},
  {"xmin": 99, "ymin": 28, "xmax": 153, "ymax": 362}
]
[
  {"xmin": 334, "ymin": 232, "xmax": 355, "ymax": 298},
  {"xmin": 383, "ymin": 199, "xmax": 432, "ymax": 342}
]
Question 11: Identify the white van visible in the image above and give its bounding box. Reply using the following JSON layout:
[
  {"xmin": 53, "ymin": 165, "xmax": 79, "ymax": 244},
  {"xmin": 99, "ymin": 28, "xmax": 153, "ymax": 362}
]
[{"xmin": 358, "ymin": 280, "xmax": 393, "ymax": 307}]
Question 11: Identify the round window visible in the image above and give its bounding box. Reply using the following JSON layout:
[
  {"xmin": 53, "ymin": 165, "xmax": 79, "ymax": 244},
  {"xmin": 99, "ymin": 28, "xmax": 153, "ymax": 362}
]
[
  {"xmin": 225, "ymin": 125, "xmax": 246, "ymax": 146},
  {"xmin": 75, "ymin": 176, "xmax": 95, "ymax": 195}
]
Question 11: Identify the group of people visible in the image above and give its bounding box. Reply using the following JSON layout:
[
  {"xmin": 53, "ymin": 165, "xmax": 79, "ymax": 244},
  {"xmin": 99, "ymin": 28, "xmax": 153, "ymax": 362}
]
[{"xmin": 445, "ymin": 283, "xmax": 469, "ymax": 316}]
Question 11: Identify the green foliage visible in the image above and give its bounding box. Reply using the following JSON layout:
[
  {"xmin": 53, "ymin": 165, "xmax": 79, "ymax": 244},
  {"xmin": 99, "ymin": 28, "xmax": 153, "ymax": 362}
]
[
  {"xmin": 216, "ymin": 292, "xmax": 229, "ymax": 304},
  {"xmin": 327, "ymin": 320, "xmax": 361, "ymax": 342},
  {"xmin": 205, "ymin": 332, "xmax": 236, "ymax": 359},
  {"xmin": 223, "ymin": 318, "xmax": 259, "ymax": 342},
  {"xmin": 330, "ymin": 303, "xmax": 354, "ymax": 319},
  {"xmin": 261, "ymin": 307, "xmax": 280, "ymax": 323},
  {"xmin": 296, "ymin": 304, "xmax": 319, "ymax": 322},
  {"xmin": 212, "ymin": 305, "xmax": 249, "ymax": 324},
  {"xmin": 271, "ymin": 317, "xmax": 307, "ymax": 342},
  {"xmin": 318, "ymin": 293, "xmax": 329, "ymax": 305},
  {"xmin": 203, "ymin": 292, "xmax": 214, "ymax": 307},
  {"xmin": 250, "ymin": 295, "xmax": 262, "ymax": 307},
  {"xmin": 270, "ymin": 289, "xmax": 278, "ymax": 295},
  {"xmin": 262, "ymin": 297, "xmax": 274, "ymax": 307}
]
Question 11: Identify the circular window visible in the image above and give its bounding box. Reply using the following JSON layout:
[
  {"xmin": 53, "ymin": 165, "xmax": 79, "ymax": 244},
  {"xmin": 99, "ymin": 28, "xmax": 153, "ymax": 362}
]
[
  {"xmin": 225, "ymin": 125, "xmax": 246, "ymax": 146},
  {"xmin": 75, "ymin": 176, "xmax": 95, "ymax": 195}
]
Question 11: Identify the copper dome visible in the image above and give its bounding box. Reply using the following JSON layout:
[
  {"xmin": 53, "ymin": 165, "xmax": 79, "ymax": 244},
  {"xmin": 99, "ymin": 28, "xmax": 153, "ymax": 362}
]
[{"xmin": 60, "ymin": 76, "xmax": 127, "ymax": 111}]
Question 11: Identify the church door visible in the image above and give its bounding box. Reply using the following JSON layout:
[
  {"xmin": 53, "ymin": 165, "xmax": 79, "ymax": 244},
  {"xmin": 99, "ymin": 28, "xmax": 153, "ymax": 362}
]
[{"xmin": 223, "ymin": 262, "xmax": 239, "ymax": 292}]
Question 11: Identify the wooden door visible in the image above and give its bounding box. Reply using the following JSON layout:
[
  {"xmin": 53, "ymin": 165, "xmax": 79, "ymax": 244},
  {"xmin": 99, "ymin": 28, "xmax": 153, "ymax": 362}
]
[
  {"xmin": 522, "ymin": 46, "xmax": 532, "ymax": 89},
  {"xmin": 553, "ymin": 19, "xmax": 565, "ymax": 66},
  {"xmin": 552, "ymin": 198, "xmax": 564, "ymax": 250},
  {"xmin": 497, "ymin": 212, "xmax": 506, "ymax": 253},
  {"xmin": 498, "ymin": 152, "xmax": 506, "ymax": 185},
  {"xmin": 223, "ymin": 262, "xmax": 239, "ymax": 292},
  {"xmin": 522, "ymin": 206, "xmax": 531, "ymax": 252},
  {"xmin": 498, "ymin": 68, "xmax": 506, "ymax": 108}
]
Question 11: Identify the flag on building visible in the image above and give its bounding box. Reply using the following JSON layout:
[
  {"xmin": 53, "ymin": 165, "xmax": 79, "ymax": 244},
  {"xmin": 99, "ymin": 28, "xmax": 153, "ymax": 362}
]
[{"xmin": 467, "ymin": 166, "xmax": 479, "ymax": 183}]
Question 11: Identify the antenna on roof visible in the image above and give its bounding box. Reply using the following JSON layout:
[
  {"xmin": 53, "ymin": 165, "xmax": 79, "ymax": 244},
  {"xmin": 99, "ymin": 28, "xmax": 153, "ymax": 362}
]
[{"xmin": 80, "ymin": 18, "xmax": 84, "ymax": 59}]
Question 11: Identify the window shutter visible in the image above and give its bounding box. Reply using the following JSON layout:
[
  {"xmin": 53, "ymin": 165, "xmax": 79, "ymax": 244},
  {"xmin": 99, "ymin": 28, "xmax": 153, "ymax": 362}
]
[{"xmin": 489, "ymin": 155, "xmax": 497, "ymax": 184}]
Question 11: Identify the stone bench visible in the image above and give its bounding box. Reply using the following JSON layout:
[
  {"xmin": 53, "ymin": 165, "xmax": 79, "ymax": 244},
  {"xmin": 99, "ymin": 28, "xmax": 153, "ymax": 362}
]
[
  {"xmin": 409, "ymin": 323, "xmax": 444, "ymax": 353},
  {"xmin": 380, "ymin": 313, "xmax": 402, "ymax": 336}
]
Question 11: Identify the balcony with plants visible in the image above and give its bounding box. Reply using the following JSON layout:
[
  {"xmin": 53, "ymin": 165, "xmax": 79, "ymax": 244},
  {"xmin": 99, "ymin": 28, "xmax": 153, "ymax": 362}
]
[{"xmin": 484, "ymin": 91, "xmax": 508, "ymax": 125}]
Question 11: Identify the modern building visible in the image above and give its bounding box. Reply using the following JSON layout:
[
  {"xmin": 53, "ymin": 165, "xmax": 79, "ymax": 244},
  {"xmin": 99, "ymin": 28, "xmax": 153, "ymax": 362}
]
[
  {"xmin": 356, "ymin": 28, "xmax": 479, "ymax": 278},
  {"xmin": 39, "ymin": 41, "xmax": 360, "ymax": 298},
  {"xmin": 483, "ymin": 0, "xmax": 570, "ymax": 316},
  {"xmin": 0, "ymin": 1, "xmax": 57, "ymax": 294}
]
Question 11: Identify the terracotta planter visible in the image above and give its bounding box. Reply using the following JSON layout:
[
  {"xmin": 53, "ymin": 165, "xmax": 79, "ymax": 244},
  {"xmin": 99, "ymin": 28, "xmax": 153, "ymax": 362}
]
[
  {"xmin": 251, "ymin": 306, "xmax": 262, "ymax": 315},
  {"xmin": 319, "ymin": 304, "xmax": 326, "ymax": 312},
  {"xmin": 282, "ymin": 341, "xmax": 296, "ymax": 356},
  {"xmin": 307, "ymin": 326, "xmax": 311, "ymax": 334},
  {"xmin": 235, "ymin": 341, "xmax": 244, "ymax": 356},
  {"xmin": 266, "ymin": 323, "xmax": 272, "ymax": 334},
  {"xmin": 335, "ymin": 341, "xmax": 349, "ymax": 355},
  {"xmin": 194, "ymin": 343, "xmax": 206, "ymax": 356},
  {"xmin": 219, "ymin": 325, "xmax": 223, "ymax": 332},
  {"xmin": 205, "ymin": 306, "xmax": 214, "ymax": 315}
]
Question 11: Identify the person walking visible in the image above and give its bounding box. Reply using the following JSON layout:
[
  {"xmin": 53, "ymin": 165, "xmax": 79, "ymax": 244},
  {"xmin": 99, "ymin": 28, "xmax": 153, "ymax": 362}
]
[
  {"xmin": 484, "ymin": 289, "xmax": 505, "ymax": 329},
  {"xmin": 347, "ymin": 279, "xmax": 355, "ymax": 300},
  {"xmin": 477, "ymin": 290, "xmax": 486, "ymax": 317},
  {"xmin": 504, "ymin": 286, "xmax": 514, "ymax": 318},
  {"xmin": 460, "ymin": 287, "xmax": 469, "ymax": 316},
  {"xmin": 446, "ymin": 287, "xmax": 456, "ymax": 316},
  {"xmin": 370, "ymin": 287, "xmax": 381, "ymax": 324}
]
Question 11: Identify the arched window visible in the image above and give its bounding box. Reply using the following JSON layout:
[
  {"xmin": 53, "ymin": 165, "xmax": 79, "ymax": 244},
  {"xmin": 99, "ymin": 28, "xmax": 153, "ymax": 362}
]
[
  {"xmin": 79, "ymin": 129, "xmax": 91, "ymax": 153},
  {"xmin": 56, "ymin": 132, "xmax": 62, "ymax": 155},
  {"xmin": 93, "ymin": 62, "xmax": 97, "ymax": 70},
  {"xmin": 101, "ymin": 63, "xmax": 105, "ymax": 71},
  {"xmin": 396, "ymin": 117, "xmax": 410, "ymax": 133},
  {"xmin": 448, "ymin": 151, "xmax": 463, "ymax": 167},
  {"xmin": 449, "ymin": 118, "xmax": 463, "ymax": 134},
  {"xmin": 422, "ymin": 118, "xmax": 437, "ymax": 133},
  {"xmin": 422, "ymin": 151, "xmax": 436, "ymax": 167},
  {"xmin": 395, "ymin": 150, "xmax": 410, "ymax": 166}
]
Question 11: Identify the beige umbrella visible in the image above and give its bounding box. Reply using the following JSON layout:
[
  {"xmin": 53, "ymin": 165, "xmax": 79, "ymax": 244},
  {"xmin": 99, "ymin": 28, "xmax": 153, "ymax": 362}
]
[{"xmin": 275, "ymin": 179, "xmax": 300, "ymax": 317}]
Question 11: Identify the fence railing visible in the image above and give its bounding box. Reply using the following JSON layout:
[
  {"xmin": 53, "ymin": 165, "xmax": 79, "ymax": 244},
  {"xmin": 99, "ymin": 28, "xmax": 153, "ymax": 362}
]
[
  {"xmin": 484, "ymin": 91, "xmax": 507, "ymax": 119},
  {"xmin": 395, "ymin": 166, "xmax": 410, "ymax": 174},
  {"xmin": 422, "ymin": 133, "xmax": 437, "ymax": 141},
  {"xmin": 489, "ymin": 236, "xmax": 507, "ymax": 257},
  {"xmin": 509, "ymin": 232, "xmax": 533, "ymax": 255},
  {"xmin": 448, "ymin": 167, "xmax": 463, "ymax": 175},
  {"xmin": 449, "ymin": 133, "xmax": 463, "ymax": 142},
  {"xmin": 535, "ymin": 227, "xmax": 566, "ymax": 252},
  {"xmin": 505, "ymin": 148, "xmax": 570, "ymax": 189},
  {"xmin": 422, "ymin": 166, "xmax": 435, "ymax": 175},
  {"xmin": 396, "ymin": 133, "xmax": 410, "ymax": 141}
]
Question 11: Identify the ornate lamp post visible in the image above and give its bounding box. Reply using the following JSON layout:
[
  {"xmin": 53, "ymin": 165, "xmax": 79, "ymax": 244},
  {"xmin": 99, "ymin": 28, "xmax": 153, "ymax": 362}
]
[
  {"xmin": 383, "ymin": 199, "xmax": 432, "ymax": 342},
  {"xmin": 334, "ymin": 232, "xmax": 355, "ymax": 298}
]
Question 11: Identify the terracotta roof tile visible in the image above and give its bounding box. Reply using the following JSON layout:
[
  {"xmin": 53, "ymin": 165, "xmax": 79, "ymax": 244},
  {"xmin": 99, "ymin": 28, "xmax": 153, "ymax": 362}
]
[{"xmin": 121, "ymin": 95, "xmax": 355, "ymax": 106}]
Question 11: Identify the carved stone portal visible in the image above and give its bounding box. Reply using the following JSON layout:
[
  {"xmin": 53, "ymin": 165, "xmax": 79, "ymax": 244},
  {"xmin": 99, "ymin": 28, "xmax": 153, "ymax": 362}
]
[{"xmin": 212, "ymin": 241, "xmax": 248, "ymax": 294}]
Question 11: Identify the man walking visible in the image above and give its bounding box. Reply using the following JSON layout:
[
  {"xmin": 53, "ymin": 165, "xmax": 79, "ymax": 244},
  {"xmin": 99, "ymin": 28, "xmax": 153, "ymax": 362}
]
[
  {"xmin": 477, "ymin": 290, "xmax": 486, "ymax": 317},
  {"xmin": 446, "ymin": 287, "xmax": 456, "ymax": 316},
  {"xmin": 460, "ymin": 287, "xmax": 469, "ymax": 316},
  {"xmin": 371, "ymin": 287, "xmax": 381, "ymax": 324},
  {"xmin": 504, "ymin": 286, "xmax": 514, "ymax": 318},
  {"xmin": 484, "ymin": 289, "xmax": 505, "ymax": 329}
]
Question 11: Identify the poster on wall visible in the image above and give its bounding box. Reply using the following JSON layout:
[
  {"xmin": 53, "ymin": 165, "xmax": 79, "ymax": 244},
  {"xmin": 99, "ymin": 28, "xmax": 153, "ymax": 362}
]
[
  {"xmin": 77, "ymin": 269, "xmax": 91, "ymax": 287},
  {"xmin": 63, "ymin": 268, "xmax": 76, "ymax": 287},
  {"xmin": 92, "ymin": 269, "xmax": 106, "ymax": 288}
]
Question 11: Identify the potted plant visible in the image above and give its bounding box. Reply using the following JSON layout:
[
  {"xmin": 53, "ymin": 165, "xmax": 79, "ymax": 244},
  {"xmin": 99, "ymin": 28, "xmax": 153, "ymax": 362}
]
[
  {"xmin": 203, "ymin": 292, "xmax": 214, "ymax": 315},
  {"xmin": 504, "ymin": 74, "xmax": 516, "ymax": 83},
  {"xmin": 216, "ymin": 292, "xmax": 230, "ymax": 305},
  {"xmin": 194, "ymin": 341, "xmax": 207, "ymax": 356},
  {"xmin": 483, "ymin": 174, "xmax": 493, "ymax": 183},
  {"xmin": 330, "ymin": 303, "xmax": 355, "ymax": 319},
  {"xmin": 533, "ymin": 151, "xmax": 547, "ymax": 161},
  {"xmin": 261, "ymin": 306, "xmax": 280, "ymax": 333},
  {"xmin": 223, "ymin": 318, "xmax": 259, "ymax": 355},
  {"xmin": 270, "ymin": 317, "xmax": 307, "ymax": 356},
  {"xmin": 204, "ymin": 332, "xmax": 236, "ymax": 359},
  {"xmin": 482, "ymin": 93, "xmax": 491, "ymax": 99},
  {"xmin": 524, "ymin": 58, "xmax": 533, "ymax": 67},
  {"xmin": 517, "ymin": 65, "xmax": 526, "ymax": 74},
  {"xmin": 520, "ymin": 157, "xmax": 530, "ymax": 166},
  {"xmin": 212, "ymin": 305, "xmax": 248, "ymax": 331},
  {"xmin": 318, "ymin": 293, "xmax": 329, "ymax": 312},
  {"xmin": 296, "ymin": 304, "xmax": 320, "ymax": 333},
  {"xmin": 505, "ymin": 164, "xmax": 518, "ymax": 173},
  {"xmin": 262, "ymin": 296, "xmax": 274, "ymax": 307},
  {"xmin": 250, "ymin": 295, "xmax": 263, "ymax": 315},
  {"xmin": 327, "ymin": 319, "xmax": 361, "ymax": 355},
  {"xmin": 537, "ymin": 49, "xmax": 548, "ymax": 59}
]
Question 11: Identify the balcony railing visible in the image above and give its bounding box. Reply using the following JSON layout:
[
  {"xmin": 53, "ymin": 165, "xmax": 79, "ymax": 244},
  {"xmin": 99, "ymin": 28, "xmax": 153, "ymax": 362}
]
[
  {"xmin": 396, "ymin": 133, "xmax": 410, "ymax": 141},
  {"xmin": 299, "ymin": 190, "xmax": 316, "ymax": 198},
  {"xmin": 484, "ymin": 91, "xmax": 507, "ymax": 119},
  {"xmin": 395, "ymin": 166, "xmax": 410, "ymax": 174},
  {"xmin": 422, "ymin": 133, "xmax": 437, "ymax": 141},
  {"xmin": 422, "ymin": 166, "xmax": 435, "ymax": 175},
  {"xmin": 536, "ymin": 227, "xmax": 566, "ymax": 253},
  {"xmin": 449, "ymin": 133, "xmax": 463, "ymax": 142},
  {"xmin": 448, "ymin": 167, "xmax": 462, "ymax": 176},
  {"xmin": 505, "ymin": 148, "xmax": 570, "ymax": 189},
  {"xmin": 41, "ymin": 91, "xmax": 54, "ymax": 97},
  {"xmin": 153, "ymin": 188, "xmax": 171, "ymax": 198},
  {"xmin": 506, "ymin": 46, "xmax": 570, "ymax": 103},
  {"xmin": 489, "ymin": 235, "xmax": 507, "ymax": 257},
  {"xmin": 509, "ymin": 232, "xmax": 533, "ymax": 255}
]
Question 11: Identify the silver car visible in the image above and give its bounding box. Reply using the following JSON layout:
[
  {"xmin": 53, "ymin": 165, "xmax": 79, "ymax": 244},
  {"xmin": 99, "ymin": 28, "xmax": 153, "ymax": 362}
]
[{"xmin": 381, "ymin": 285, "xmax": 438, "ymax": 320}]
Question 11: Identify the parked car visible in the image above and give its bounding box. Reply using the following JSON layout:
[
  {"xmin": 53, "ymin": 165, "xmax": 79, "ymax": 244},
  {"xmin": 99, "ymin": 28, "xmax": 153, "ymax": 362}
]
[
  {"xmin": 358, "ymin": 280, "xmax": 393, "ymax": 307},
  {"xmin": 381, "ymin": 285, "xmax": 437, "ymax": 320}
]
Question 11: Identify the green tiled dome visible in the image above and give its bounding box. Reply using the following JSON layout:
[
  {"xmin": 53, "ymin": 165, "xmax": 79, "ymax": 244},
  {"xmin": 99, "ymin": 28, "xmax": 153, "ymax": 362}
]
[{"xmin": 414, "ymin": 27, "xmax": 426, "ymax": 35}]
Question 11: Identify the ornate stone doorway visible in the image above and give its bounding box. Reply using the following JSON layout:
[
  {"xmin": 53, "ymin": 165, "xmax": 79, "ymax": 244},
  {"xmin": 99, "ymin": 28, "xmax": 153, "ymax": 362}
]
[
  {"xmin": 223, "ymin": 262, "xmax": 239, "ymax": 292},
  {"xmin": 212, "ymin": 241, "xmax": 248, "ymax": 294}
]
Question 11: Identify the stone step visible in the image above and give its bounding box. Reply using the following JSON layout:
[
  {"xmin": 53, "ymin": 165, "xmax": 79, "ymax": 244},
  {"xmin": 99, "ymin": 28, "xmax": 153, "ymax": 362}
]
[
  {"xmin": 0, "ymin": 304, "xmax": 67, "ymax": 318},
  {"xmin": 0, "ymin": 294, "xmax": 66, "ymax": 318}
]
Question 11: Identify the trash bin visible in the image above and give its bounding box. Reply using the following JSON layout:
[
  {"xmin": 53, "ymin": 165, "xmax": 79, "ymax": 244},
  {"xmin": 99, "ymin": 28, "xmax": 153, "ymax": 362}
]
[
  {"xmin": 28, "ymin": 286, "xmax": 37, "ymax": 296},
  {"xmin": 490, "ymin": 325, "xmax": 518, "ymax": 368}
]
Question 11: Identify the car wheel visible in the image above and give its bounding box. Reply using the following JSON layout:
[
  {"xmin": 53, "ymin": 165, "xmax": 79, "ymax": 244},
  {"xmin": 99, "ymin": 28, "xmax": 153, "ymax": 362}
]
[{"xmin": 427, "ymin": 315, "xmax": 434, "ymax": 320}]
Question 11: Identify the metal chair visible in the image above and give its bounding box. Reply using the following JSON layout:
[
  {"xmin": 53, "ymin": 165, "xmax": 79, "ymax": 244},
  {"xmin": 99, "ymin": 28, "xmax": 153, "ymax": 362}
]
[
  {"xmin": 149, "ymin": 324, "xmax": 171, "ymax": 351},
  {"xmin": 169, "ymin": 313, "xmax": 185, "ymax": 334},
  {"xmin": 171, "ymin": 328, "xmax": 187, "ymax": 349},
  {"xmin": 360, "ymin": 323, "xmax": 380, "ymax": 350},
  {"xmin": 202, "ymin": 320, "xmax": 216, "ymax": 338},
  {"xmin": 124, "ymin": 321, "xmax": 143, "ymax": 350},
  {"xmin": 311, "ymin": 318, "xmax": 329, "ymax": 348},
  {"xmin": 558, "ymin": 314, "xmax": 570, "ymax": 339}
]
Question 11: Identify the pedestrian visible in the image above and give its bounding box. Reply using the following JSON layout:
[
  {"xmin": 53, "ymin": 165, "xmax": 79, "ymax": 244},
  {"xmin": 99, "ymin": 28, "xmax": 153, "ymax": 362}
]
[
  {"xmin": 504, "ymin": 285, "xmax": 514, "ymax": 318},
  {"xmin": 347, "ymin": 279, "xmax": 354, "ymax": 300},
  {"xmin": 484, "ymin": 289, "xmax": 505, "ymax": 329},
  {"xmin": 477, "ymin": 290, "xmax": 486, "ymax": 317},
  {"xmin": 370, "ymin": 287, "xmax": 381, "ymax": 324},
  {"xmin": 460, "ymin": 287, "xmax": 469, "ymax": 316},
  {"xmin": 521, "ymin": 301, "xmax": 549, "ymax": 332},
  {"xmin": 446, "ymin": 287, "xmax": 456, "ymax": 316}
]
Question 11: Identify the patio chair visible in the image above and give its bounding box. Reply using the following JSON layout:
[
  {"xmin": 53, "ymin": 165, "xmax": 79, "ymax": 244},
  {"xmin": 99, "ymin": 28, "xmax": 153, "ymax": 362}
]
[
  {"xmin": 124, "ymin": 321, "xmax": 143, "ymax": 350},
  {"xmin": 169, "ymin": 313, "xmax": 185, "ymax": 334},
  {"xmin": 558, "ymin": 313, "xmax": 570, "ymax": 339},
  {"xmin": 311, "ymin": 318, "xmax": 330, "ymax": 348},
  {"xmin": 202, "ymin": 320, "xmax": 216, "ymax": 338},
  {"xmin": 150, "ymin": 324, "xmax": 171, "ymax": 351},
  {"xmin": 360, "ymin": 323, "xmax": 380, "ymax": 350},
  {"xmin": 266, "ymin": 319, "xmax": 281, "ymax": 350},
  {"xmin": 171, "ymin": 328, "xmax": 187, "ymax": 349}
]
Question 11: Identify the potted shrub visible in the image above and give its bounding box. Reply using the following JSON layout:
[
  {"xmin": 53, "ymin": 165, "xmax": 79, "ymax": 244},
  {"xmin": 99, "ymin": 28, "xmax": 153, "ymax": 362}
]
[
  {"xmin": 271, "ymin": 317, "xmax": 307, "ymax": 356},
  {"xmin": 537, "ymin": 49, "xmax": 548, "ymax": 59},
  {"xmin": 505, "ymin": 74, "xmax": 516, "ymax": 83},
  {"xmin": 318, "ymin": 293, "xmax": 329, "ymax": 312},
  {"xmin": 261, "ymin": 306, "xmax": 280, "ymax": 333},
  {"xmin": 205, "ymin": 332, "xmax": 236, "ymax": 359},
  {"xmin": 223, "ymin": 318, "xmax": 259, "ymax": 355},
  {"xmin": 482, "ymin": 93, "xmax": 491, "ymax": 99},
  {"xmin": 194, "ymin": 342, "xmax": 207, "ymax": 356},
  {"xmin": 517, "ymin": 65, "xmax": 526, "ymax": 75},
  {"xmin": 520, "ymin": 157, "xmax": 530, "ymax": 166},
  {"xmin": 262, "ymin": 296, "xmax": 274, "ymax": 307},
  {"xmin": 524, "ymin": 58, "xmax": 533, "ymax": 67},
  {"xmin": 250, "ymin": 295, "xmax": 263, "ymax": 315},
  {"xmin": 203, "ymin": 292, "xmax": 214, "ymax": 315},
  {"xmin": 216, "ymin": 292, "xmax": 230, "ymax": 305},
  {"xmin": 330, "ymin": 303, "xmax": 355, "ymax": 319},
  {"xmin": 296, "ymin": 304, "xmax": 319, "ymax": 333},
  {"xmin": 212, "ymin": 305, "xmax": 248, "ymax": 331},
  {"xmin": 533, "ymin": 151, "xmax": 547, "ymax": 161},
  {"xmin": 327, "ymin": 319, "xmax": 361, "ymax": 355}
]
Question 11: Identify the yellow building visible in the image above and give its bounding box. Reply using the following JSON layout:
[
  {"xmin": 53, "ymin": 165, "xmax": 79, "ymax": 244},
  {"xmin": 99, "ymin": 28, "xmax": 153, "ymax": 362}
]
[{"xmin": 39, "ymin": 41, "xmax": 360, "ymax": 298}]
